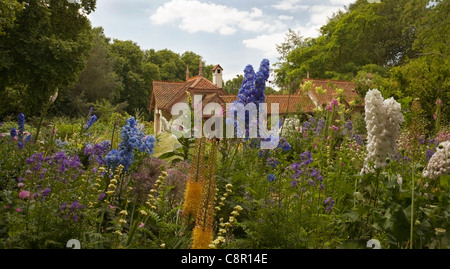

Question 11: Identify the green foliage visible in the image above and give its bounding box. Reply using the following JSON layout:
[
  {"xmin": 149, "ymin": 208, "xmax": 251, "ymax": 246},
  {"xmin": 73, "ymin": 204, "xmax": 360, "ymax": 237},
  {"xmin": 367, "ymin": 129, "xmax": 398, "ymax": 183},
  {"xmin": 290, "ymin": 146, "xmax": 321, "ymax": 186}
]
[
  {"xmin": 274, "ymin": 0, "xmax": 448, "ymax": 124},
  {"xmin": 0, "ymin": 0, "xmax": 23, "ymax": 35},
  {"xmin": 0, "ymin": 0, "xmax": 96, "ymax": 117}
]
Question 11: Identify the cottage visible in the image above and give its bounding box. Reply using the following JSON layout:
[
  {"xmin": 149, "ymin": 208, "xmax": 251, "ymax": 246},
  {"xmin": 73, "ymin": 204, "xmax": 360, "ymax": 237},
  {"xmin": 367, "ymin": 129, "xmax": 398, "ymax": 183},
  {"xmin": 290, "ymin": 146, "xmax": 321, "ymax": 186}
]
[
  {"xmin": 148, "ymin": 61, "xmax": 363, "ymax": 135},
  {"xmin": 149, "ymin": 61, "xmax": 226, "ymax": 134}
]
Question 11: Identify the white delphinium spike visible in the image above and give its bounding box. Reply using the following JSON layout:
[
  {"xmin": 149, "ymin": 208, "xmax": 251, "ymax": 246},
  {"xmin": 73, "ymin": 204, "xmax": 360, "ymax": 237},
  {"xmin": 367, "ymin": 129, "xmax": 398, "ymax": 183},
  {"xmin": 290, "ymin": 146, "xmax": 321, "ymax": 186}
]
[
  {"xmin": 422, "ymin": 141, "xmax": 450, "ymax": 179},
  {"xmin": 361, "ymin": 89, "xmax": 404, "ymax": 174}
]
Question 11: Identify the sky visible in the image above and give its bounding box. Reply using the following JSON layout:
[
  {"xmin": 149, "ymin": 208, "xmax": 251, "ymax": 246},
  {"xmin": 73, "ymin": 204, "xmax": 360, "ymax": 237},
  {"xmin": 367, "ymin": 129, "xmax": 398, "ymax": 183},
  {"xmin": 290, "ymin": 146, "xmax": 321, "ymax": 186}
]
[{"xmin": 88, "ymin": 0, "xmax": 357, "ymax": 85}]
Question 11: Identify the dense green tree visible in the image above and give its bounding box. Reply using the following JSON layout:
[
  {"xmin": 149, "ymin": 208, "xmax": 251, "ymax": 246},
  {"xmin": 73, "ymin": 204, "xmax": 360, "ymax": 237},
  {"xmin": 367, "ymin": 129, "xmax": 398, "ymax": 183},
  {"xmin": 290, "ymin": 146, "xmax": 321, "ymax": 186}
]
[
  {"xmin": 51, "ymin": 27, "xmax": 123, "ymax": 117},
  {"xmin": 0, "ymin": 0, "xmax": 24, "ymax": 35},
  {"xmin": 274, "ymin": 0, "xmax": 448, "ymax": 125},
  {"xmin": 274, "ymin": 0, "xmax": 429, "ymax": 89},
  {"xmin": 0, "ymin": 0, "xmax": 96, "ymax": 117},
  {"xmin": 110, "ymin": 40, "xmax": 149, "ymax": 117},
  {"xmin": 391, "ymin": 0, "xmax": 449, "ymax": 122},
  {"xmin": 145, "ymin": 49, "xmax": 212, "ymax": 82},
  {"xmin": 223, "ymin": 75, "xmax": 243, "ymax": 94}
]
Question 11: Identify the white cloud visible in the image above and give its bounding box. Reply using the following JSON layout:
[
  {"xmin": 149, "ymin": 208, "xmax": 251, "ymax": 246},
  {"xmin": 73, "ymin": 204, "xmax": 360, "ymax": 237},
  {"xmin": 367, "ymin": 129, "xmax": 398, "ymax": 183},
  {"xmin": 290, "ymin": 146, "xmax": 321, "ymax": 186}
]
[
  {"xmin": 242, "ymin": 32, "xmax": 287, "ymax": 59},
  {"xmin": 278, "ymin": 15, "xmax": 294, "ymax": 21},
  {"xmin": 242, "ymin": 24, "xmax": 322, "ymax": 59},
  {"xmin": 150, "ymin": 0, "xmax": 285, "ymax": 35},
  {"xmin": 272, "ymin": 0, "xmax": 308, "ymax": 11},
  {"xmin": 308, "ymin": 5, "xmax": 343, "ymax": 26}
]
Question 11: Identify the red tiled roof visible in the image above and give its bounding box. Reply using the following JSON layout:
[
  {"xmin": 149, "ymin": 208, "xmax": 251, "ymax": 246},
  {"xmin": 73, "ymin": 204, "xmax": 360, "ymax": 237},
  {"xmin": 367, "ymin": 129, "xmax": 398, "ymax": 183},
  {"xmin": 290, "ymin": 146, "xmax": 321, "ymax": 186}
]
[
  {"xmin": 218, "ymin": 94, "xmax": 315, "ymax": 114},
  {"xmin": 212, "ymin": 64, "xmax": 223, "ymax": 71},
  {"xmin": 149, "ymin": 81, "xmax": 189, "ymax": 111},
  {"xmin": 149, "ymin": 75, "xmax": 225, "ymax": 112},
  {"xmin": 150, "ymin": 76, "xmax": 362, "ymax": 115}
]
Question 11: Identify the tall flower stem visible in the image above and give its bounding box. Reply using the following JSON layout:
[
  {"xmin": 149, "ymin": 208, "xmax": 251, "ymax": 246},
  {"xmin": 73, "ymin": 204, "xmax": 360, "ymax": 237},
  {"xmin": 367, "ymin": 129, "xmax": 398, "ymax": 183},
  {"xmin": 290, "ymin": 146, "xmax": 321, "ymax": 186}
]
[
  {"xmin": 34, "ymin": 101, "xmax": 51, "ymax": 143},
  {"xmin": 410, "ymin": 162, "xmax": 415, "ymax": 249},
  {"xmin": 34, "ymin": 89, "xmax": 58, "ymax": 143}
]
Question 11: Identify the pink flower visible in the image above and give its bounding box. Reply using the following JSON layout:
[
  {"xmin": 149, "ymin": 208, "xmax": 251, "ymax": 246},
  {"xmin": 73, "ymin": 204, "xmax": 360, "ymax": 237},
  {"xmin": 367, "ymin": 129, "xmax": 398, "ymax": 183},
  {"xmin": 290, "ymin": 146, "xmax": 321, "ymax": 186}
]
[
  {"xmin": 433, "ymin": 113, "xmax": 437, "ymax": 120},
  {"xmin": 435, "ymin": 99, "xmax": 442, "ymax": 106},
  {"xmin": 18, "ymin": 190, "xmax": 31, "ymax": 200},
  {"xmin": 138, "ymin": 222, "xmax": 145, "ymax": 228},
  {"xmin": 17, "ymin": 182, "xmax": 24, "ymax": 188},
  {"xmin": 16, "ymin": 208, "xmax": 22, "ymax": 212},
  {"xmin": 5, "ymin": 205, "xmax": 10, "ymax": 210},
  {"xmin": 329, "ymin": 125, "xmax": 339, "ymax": 131},
  {"xmin": 327, "ymin": 136, "xmax": 331, "ymax": 140},
  {"xmin": 330, "ymin": 98, "xmax": 339, "ymax": 107}
]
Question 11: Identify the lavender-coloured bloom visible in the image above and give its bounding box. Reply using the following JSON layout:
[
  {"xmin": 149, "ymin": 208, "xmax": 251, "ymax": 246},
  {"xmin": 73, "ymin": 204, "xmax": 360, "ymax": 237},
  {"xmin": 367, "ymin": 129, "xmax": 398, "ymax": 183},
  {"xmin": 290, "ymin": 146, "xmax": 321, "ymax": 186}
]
[
  {"xmin": 353, "ymin": 134, "xmax": 364, "ymax": 146},
  {"xmin": 300, "ymin": 151, "xmax": 313, "ymax": 165},
  {"xmin": 344, "ymin": 120, "xmax": 353, "ymax": 133},
  {"xmin": 41, "ymin": 187, "xmax": 51, "ymax": 198},
  {"xmin": 98, "ymin": 193, "xmax": 105, "ymax": 201},
  {"xmin": 425, "ymin": 149, "xmax": 435, "ymax": 162},
  {"xmin": 315, "ymin": 119, "xmax": 325, "ymax": 135},
  {"xmin": 266, "ymin": 157, "xmax": 279, "ymax": 168},
  {"xmin": 303, "ymin": 121, "xmax": 311, "ymax": 132},
  {"xmin": 324, "ymin": 197, "xmax": 335, "ymax": 212}
]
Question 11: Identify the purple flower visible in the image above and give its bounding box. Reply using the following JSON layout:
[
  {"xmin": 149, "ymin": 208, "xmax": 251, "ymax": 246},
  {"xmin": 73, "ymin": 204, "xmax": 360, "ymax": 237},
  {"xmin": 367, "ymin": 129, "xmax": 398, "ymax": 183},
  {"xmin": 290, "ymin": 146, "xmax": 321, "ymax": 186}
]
[
  {"xmin": 83, "ymin": 115, "xmax": 98, "ymax": 132},
  {"xmin": 353, "ymin": 134, "xmax": 364, "ymax": 146},
  {"xmin": 315, "ymin": 119, "xmax": 325, "ymax": 135},
  {"xmin": 98, "ymin": 193, "xmax": 105, "ymax": 201},
  {"xmin": 10, "ymin": 127, "xmax": 17, "ymax": 138},
  {"xmin": 425, "ymin": 149, "xmax": 435, "ymax": 162},
  {"xmin": 41, "ymin": 187, "xmax": 51, "ymax": 198},
  {"xmin": 266, "ymin": 157, "xmax": 279, "ymax": 168},
  {"xmin": 344, "ymin": 120, "xmax": 353, "ymax": 133},
  {"xmin": 267, "ymin": 174, "xmax": 277, "ymax": 182},
  {"xmin": 277, "ymin": 137, "xmax": 291, "ymax": 151},
  {"xmin": 324, "ymin": 197, "xmax": 335, "ymax": 213}
]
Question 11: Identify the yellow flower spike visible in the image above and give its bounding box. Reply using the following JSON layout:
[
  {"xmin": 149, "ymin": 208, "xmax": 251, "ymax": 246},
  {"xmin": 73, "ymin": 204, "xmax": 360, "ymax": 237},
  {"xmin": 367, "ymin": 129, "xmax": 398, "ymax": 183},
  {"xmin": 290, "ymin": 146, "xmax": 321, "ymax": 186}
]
[
  {"xmin": 110, "ymin": 179, "xmax": 118, "ymax": 184},
  {"xmin": 192, "ymin": 226, "xmax": 213, "ymax": 249},
  {"xmin": 160, "ymin": 243, "xmax": 166, "ymax": 249},
  {"xmin": 108, "ymin": 184, "xmax": 116, "ymax": 189},
  {"xmin": 139, "ymin": 210, "xmax": 148, "ymax": 216},
  {"xmin": 119, "ymin": 219, "xmax": 126, "ymax": 224},
  {"xmin": 119, "ymin": 210, "xmax": 128, "ymax": 215},
  {"xmin": 182, "ymin": 180, "xmax": 204, "ymax": 217},
  {"xmin": 235, "ymin": 205, "xmax": 243, "ymax": 211},
  {"xmin": 106, "ymin": 190, "xmax": 115, "ymax": 195}
]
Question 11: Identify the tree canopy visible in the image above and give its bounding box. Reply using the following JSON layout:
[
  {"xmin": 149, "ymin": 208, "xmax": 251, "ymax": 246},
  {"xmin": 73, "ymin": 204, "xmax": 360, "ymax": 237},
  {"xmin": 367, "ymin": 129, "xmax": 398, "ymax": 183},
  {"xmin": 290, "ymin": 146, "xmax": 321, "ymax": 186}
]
[{"xmin": 274, "ymin": 0, "xmax": 449, "ymax": 123}]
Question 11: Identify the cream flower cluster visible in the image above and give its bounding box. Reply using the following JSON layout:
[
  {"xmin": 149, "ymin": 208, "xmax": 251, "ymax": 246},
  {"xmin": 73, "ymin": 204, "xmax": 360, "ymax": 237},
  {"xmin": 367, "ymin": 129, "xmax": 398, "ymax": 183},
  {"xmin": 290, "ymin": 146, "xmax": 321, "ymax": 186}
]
[
  {"xmin": 361, "ymin": 89, "xmax": 404, "ymax": 174},
  {"xmin": 422, "ymin": 141, "xmax": 450, "ymax": 179}
]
